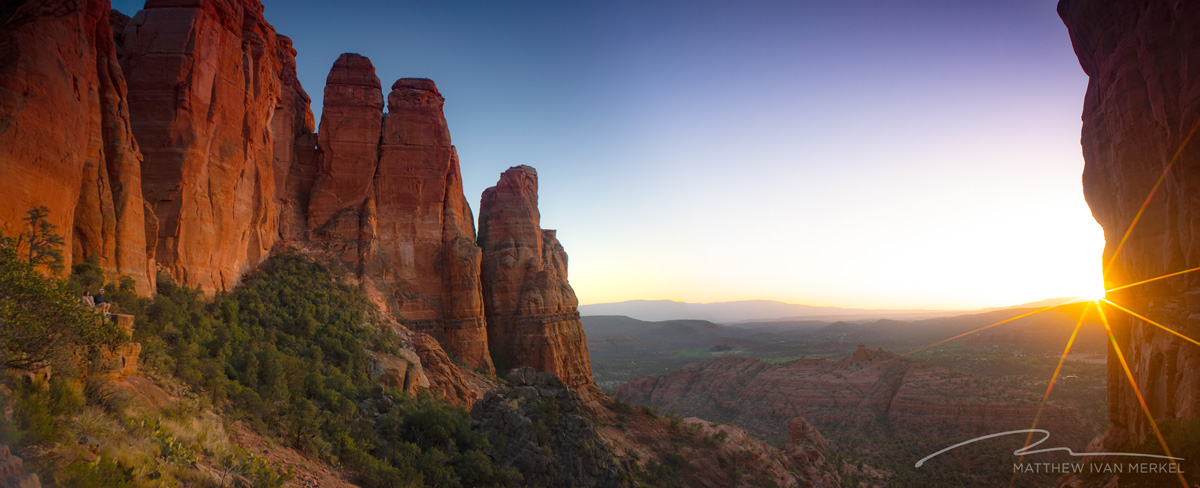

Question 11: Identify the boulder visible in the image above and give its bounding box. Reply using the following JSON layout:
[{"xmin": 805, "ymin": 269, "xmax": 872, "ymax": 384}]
[{"xmin": 366, "ymin": 349, "xmax": 428, "ymax": 395}]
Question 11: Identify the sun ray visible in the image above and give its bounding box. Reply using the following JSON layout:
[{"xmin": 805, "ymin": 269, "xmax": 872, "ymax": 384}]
[
  {"xmin": 1096, "ymin": 302, "xmax": 1188, "ymax": 488},
  {"xmin": 897, "ymin": 299, "xmax": 1087, "ymax": 359},
  {"xmin": 1105, "ymin": 265, "xmax": 1200, "ymax": 294},
  {"xmin": 1007, "ymin": 305, "xmax": 1089, "ymax": 488},
  {"xmin": 1103, "ymin": 120, "xmax": 1200, "ymax": 276},
  {"xmin": 1101, "ymin": 298, "xmax": 1200, "ymax": 348}
]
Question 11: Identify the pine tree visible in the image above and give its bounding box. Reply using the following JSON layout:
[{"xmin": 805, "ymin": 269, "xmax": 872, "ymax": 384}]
[{"xmin": 17, "ymin": 206, "xmax": 65, "ymax": 273}]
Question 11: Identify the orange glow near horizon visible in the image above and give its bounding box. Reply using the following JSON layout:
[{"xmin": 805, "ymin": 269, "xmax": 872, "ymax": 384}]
[{"xmin": 569, "ymin": 194, "xmax": 1107, "ymax": 310}]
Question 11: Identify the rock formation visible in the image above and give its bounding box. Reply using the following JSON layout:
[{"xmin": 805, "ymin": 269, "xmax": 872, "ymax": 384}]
[
  {"xmin": 1060, "ymin": 0, "xmax": 1200, "ymax": 451},
  {"xmin": 0, "ymin": 0, "xmax": 155, "ymax": 294},
  {"xmin": 479, "ymin": 166, "xmax": 599, "ymax": 401},
  {"xmin": 121, "ymin": 0, "xmax": 283, "ymax": 291},
  {"xmin": 410, "ymin": 332, "xmax": 487, "ymax": 406},
  {"xmin": 302, "ymin": 54, "xmax": 494, "ymax": 373},
  {"xmin": 471, "ymin": 367, "xmax": 633, "ymax": 488},
  {"xmin": 367, "ymin": 349, "xmax": 429, "ymax": 396},
  {"xmin": 305, "ymin": 53, "xmax": 382, "ymax": 247},
  {"xmin": 3, "ymin": 0, "xmax": 604, "ymax": 415}
]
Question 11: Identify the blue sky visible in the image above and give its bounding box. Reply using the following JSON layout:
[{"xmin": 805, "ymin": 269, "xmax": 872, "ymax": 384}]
[{"xmin": 112, "ymin": 0, "xmax": 1101, "ymax": 309}]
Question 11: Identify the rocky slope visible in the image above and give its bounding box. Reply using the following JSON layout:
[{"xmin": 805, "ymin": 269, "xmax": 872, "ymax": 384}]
[
  {"xmin": 596, "ymin": 400, "xmax": 842, "ymax": 487},
  {"xmin": 1060, "ymin": 0, "xmax": 1200, "ymax": 452},
  {"xmin": 0, "ymin": 444, "xmax": 40, "ymax": 488},
  {"xmin": 0, "ymin": 0, "xmax": 155, "ymax": 294},
  {"xmin": 617, "ymin": 345, "xmax": 1096, "ymax": 444},
  {"xmin": 471, "ymin": 367, "xmax": 633, "ymax": 488},
  {"xmin": 479, "ymin": 165, "xmax": 600, "ymax": 404}
]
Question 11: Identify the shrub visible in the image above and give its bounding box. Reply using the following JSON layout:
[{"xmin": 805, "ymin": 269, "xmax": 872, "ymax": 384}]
[
  {"xmin": 128, "ymin": 252, "xmax": 514, "ymax": 487},
  {"xmin": 0, "ymin": 233, "xmax": 123, "ymax": 373}
]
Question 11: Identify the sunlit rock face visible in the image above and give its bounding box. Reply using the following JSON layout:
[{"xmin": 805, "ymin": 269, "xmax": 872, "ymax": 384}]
[
  {"xmin": 478, "ymin": 166, "xmax": 601, "ymax": 405},
  {"xmin": 306, "ymin": 54, "xmax": 494, "ymax": 374},
  {"xmin": 1060, "ymin": 0, "xmax": 1200, "ymax": 449},
  {"xmin": 122, "ymin": 0, "xmax": 283, "ymax": 292},
  {"xmin": 0, "ymin": 0, "xmax": 155, "ymax": 294}
]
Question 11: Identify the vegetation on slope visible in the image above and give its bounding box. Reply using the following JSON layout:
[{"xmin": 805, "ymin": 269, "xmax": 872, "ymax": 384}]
[{"xmin": 0, "ymin": 207, "xmax": 520, "ymax": 487}]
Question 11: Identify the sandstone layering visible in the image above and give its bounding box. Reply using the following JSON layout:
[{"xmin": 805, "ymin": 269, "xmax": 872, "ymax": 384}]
[
  {"xmin": 479, "ymin": 166, "xmax": 600, "ymax": 401},
  {"xmin": 0, "ymin": 0, "xmax": 155, "ymax": 293},
  {"xmin": 1060, "ymin": 0, "xmax": 1200, "ymax": 451}
]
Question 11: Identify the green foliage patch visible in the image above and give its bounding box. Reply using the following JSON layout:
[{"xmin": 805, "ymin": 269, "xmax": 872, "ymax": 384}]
[{"xmin": 134, "ymin": 252, "xmax": 517, "ymax": 487}]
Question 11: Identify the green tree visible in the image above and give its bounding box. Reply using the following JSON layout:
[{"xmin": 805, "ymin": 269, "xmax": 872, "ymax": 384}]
[
  {"xmin": 17, "ymin": 206, "xmax": 65, "ymax": 273},
  {"xmin": 0, "ymin": 233, "xmax": 121, "ymax": 372}
]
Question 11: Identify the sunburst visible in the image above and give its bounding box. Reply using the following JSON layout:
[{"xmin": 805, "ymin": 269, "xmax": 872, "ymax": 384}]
[{"xmin": 917, "ymin": 120, "xmax": 1200, "ymax": 488}]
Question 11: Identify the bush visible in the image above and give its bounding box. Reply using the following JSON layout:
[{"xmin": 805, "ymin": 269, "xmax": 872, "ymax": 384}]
[
  {"xmin": 0, "ymin": 234, "xmax": 123, "ymax": 373},
  {"xmin": 5, "ymin": 377, "xmax": 86, "ymax": 445},
  {"xmin": 129, "ymin": 252, "xmax": 514, "ymax": 487}
]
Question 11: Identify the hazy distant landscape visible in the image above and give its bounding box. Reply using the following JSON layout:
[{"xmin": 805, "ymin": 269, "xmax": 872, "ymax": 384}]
[
  {"xmin": 583, "ymin": 301, "xmax": 1106, "ymax": 387},
  {"xmin": 578, "ymin": 299, "xmax": 968, "ymax": 323},
  {"xmin": 585, "ymin": 303, "xmax": 1111, "ymax": 486}
]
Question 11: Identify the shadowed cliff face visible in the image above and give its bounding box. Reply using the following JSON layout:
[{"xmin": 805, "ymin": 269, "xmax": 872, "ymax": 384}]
[
  {"xmin": 0, "ymin": 0, "xmax": 155, "ymax": 294},
  {"xmin": 1060, "ymin": 0, "xmax": 1200, "ymax": 450},
  {"xmin": 478, "ymin": 166, "xmax": 601, "ymax": 405},
  {"xmin": 272, "ymin": 35, "xmax": 318, "ymax": 244}
]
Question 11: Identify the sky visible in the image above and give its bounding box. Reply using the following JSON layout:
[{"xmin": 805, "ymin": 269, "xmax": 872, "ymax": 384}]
[{"xmin": 114, "ymin": 0, "xmax": 1103, "ymax": 310}]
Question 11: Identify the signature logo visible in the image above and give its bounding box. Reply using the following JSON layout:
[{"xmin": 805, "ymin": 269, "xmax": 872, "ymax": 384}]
[{"xmin": 915, "ymin": 429, "xmax": 1184, "ymax": 468}]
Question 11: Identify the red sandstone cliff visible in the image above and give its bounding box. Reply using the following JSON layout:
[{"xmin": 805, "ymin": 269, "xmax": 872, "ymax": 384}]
[
  {"xmin": 478, "ymin": 166, "xmax": 599, "ymax": 400},
  {"xmin": 1060, "ymin": 0, "xmax": 1200, "ymax": 452},
  {"xmin": 2, "ymin": 0, "xmax": 595, "ymax": 403},
  {"xmin": 0, "ymin": 0, "xmax": 155, "ymax": 294},
  {"xmin": 121, "ymin": 0, "xmax": 282, "ymax": 292},
  {"xmin": 301, "ymin": 54, "xmax": 494, "ymax": 374}
]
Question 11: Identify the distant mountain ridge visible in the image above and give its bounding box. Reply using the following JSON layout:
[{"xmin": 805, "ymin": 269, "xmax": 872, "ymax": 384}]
[{"xmin": 579, "ymin": 299, "xmax": 1027, "ymax": 324}]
